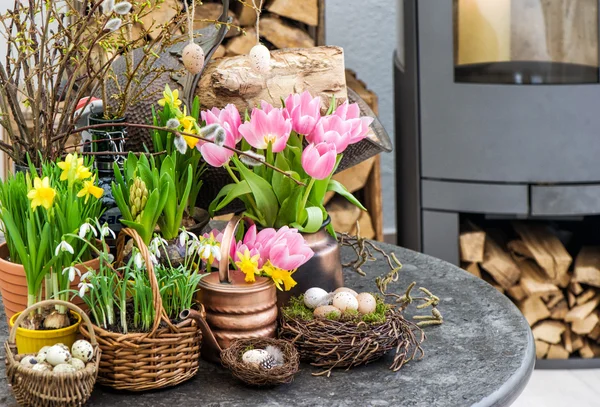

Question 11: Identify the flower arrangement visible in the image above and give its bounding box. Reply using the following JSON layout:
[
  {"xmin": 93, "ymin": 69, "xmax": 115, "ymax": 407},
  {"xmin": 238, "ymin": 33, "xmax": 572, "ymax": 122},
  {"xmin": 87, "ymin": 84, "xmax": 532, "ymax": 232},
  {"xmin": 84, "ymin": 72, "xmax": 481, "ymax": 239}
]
[
  {"xmin": 203, "ymin": 91, "xmax": 373, "ymax": 233},
  {"xmin": 0, "ymin": 154, "xmax": 105, "ymax": 329}
]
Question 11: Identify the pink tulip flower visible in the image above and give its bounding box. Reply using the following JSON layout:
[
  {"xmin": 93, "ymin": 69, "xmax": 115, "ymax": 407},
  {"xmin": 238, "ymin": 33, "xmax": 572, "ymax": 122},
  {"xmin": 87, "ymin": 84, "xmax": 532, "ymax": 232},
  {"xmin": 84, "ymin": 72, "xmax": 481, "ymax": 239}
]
[
  {"xmin": 333, "ymin": 101, "xmax": 361, "ymax": 120},
  {"xmin": 284, "ymin": 91, "xmax": 322, "ymax": 135},
  {"xmin": 267, "ymin": 226, "xmax": 314, "ymax": 270},
  {"xmin": 260, "ymin": 100, "xmax": 277, "ymax": 114},
  {"xmin": 301, "ymin": 142, "xmax": 337, "ymax": 180},
  {"xmin": 333, "ymin": 102, "xmax": 374, "ymax": 144},
  {"xmin": 201, "ymin": 104, "xmax": 243, "ymax": 143},
  {"xmin": 307, "ymin": 115, "xmax": 353, "ymax": 153},
  {"xmin": 238, "ymin": 107, "xmax": 292, "ymax": 152},
  {"xmin": 197, "ymin": 130, "xmax": 235, "ymax": 167}
]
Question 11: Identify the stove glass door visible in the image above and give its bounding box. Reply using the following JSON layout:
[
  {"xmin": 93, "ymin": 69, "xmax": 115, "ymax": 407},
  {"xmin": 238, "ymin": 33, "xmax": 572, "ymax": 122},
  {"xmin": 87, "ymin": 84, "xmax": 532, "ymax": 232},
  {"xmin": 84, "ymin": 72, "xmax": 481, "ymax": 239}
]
[{"xmin": 454, "ymin": 0, "xmax": 599, "ymax": 84}]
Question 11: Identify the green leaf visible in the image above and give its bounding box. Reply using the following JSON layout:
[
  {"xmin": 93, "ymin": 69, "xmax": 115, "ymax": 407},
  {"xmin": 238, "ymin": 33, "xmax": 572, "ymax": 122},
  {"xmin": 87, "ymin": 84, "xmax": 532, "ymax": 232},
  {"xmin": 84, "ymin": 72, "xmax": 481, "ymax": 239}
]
[
  {"xmin": 232, "ymin": 156, "xmax": 279, "ymax": 226},
  {"xmin": 275, "ymin": 187, "xmax": 303, "ymax": 228},
  {"xmin": 327, "ymin": 179, "xmax": 367, "ymax": 211},
  {"xmin": 210, "ymin": 181, "xmax": 252, "ymax": 214},
  {"xmin": 309, "ymin": 155, "xmax": 342, "ymax": 205},
  {"xmin": 291, "ymin": 206, "xmax": 323, "ymax": 233},
  {"xmin": 272, "ymin": 154, "xmax": 293, "ymax": 205}
]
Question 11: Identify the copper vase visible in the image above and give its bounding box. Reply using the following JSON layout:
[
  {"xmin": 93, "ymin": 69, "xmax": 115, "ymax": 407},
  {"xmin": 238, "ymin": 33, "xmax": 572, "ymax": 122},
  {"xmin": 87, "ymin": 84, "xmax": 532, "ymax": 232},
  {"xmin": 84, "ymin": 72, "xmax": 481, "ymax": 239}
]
[{"xmin": 277, "ymin": 217, "xmax": 344, "ymax": 307}]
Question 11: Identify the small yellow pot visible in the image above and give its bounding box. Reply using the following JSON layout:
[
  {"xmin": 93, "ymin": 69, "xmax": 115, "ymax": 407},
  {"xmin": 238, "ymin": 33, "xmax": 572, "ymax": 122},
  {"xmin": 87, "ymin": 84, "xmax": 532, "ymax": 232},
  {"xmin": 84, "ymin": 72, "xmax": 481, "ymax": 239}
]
[{"xmin": 9, "ymin": 310, "xmax": 82, "ymax": 354}]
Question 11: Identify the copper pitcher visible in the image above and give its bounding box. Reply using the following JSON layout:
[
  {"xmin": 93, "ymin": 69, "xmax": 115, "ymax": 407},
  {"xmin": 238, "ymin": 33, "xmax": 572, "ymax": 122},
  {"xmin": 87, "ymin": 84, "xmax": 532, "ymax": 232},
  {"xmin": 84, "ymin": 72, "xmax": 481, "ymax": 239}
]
[{"xmin": 181, "ymin": 216, "xmax": 277, "ymax": 363}]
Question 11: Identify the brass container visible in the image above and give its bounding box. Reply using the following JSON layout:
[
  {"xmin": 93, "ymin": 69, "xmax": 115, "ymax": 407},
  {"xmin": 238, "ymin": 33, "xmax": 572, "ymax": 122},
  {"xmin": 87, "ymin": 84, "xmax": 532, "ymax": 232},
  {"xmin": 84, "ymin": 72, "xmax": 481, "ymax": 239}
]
[{"xmin": 277, "ymin": 217, "xmax": 344, "ymax": 307}]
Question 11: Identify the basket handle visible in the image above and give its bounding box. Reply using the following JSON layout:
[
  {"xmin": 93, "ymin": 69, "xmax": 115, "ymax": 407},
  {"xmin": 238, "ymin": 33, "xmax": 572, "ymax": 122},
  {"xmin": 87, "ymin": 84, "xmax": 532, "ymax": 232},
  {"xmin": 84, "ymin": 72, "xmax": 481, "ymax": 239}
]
[
  {"xmin": 116, "ymin": 228, "xmax": 176, "ymax": 335},
  {"xmin": 8, "ymin": 299, "xmax": 97, "ymax": 346},
  {"xmin": 218, "ymin": 215, "xmax": 243, "ymax": 283}
]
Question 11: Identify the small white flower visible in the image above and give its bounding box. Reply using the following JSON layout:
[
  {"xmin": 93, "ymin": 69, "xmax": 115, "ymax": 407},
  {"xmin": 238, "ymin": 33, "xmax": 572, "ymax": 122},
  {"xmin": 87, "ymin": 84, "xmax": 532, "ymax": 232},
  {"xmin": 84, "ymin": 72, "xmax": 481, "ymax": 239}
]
[
  {"xmin": 102, "ymin": 0, "xmax": 115, "ymax": 14},
  {"xmin": 100, "ymin": 223, "xmax": 116, "ymax": 239},
  {"xmin": 62, "ymin": 266, "xmax": 81, "ymax": 282},
  {"xmin": 173, "ymin": 135, "xmax": 188, "ymax": 154},
  {"xmin": 78, "ymin": 282, "xmax": 93, "ymax": 298},
  {"xmin": 210, "ymin": 245, "xmax": 221, "ymax": 262},
  {"xmin": 150, "ymin": 253, "xmax": 159, "ymax": 265},
  {"xmin": 240, "ymin": 151, "xmax": 265, "ymax": 167},
  {"xmin": 80, "ymin": 271, "xmax": 91, "ymax": 282},
  {"xmin": 104, "ymin": 17, "xmax": 122, "ymax": 32},
  {"xmin": 55, "ymin": 241, "xmax": 74, "ymax": 256},
  {"xmin": 166, "ymin": 118, "xmax": 180, "ymax": 129},
  {"xmin": 79, "ymin": 222, "xmax": 98, "ymax": 238},
  {"xmin": 187, "ymin": 240, "xmax": 201, "ymax": 256},
  {"xmin": 179, "ymin": 229, "xmax": 197, "ymax": 247},
  {"xmin": 113, "ymin": 1, "xmax": 132, "ymax": 15},
  {"xmin": 149, "ymin": 236, "xmax": 167, "ymax": 258},
  {"xmin": 134, "ymin": 252, "xmax": 144, "ymax": 269}
]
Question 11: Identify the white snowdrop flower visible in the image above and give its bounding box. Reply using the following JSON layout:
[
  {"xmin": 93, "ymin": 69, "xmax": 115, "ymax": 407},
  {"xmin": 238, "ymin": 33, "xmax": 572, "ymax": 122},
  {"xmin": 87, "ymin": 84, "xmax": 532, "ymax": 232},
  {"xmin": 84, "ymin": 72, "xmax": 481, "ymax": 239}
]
[
  {"xmin": 210, "ymin": 245, "xmax": 221, "ymax": 262},
  {"xmin": 134, "ymin": 252, "xmax": 144, "ymax": 269},
  {"xmin": 174, "ymin": 135, "xmax": 188, "ymax": 155},
  {"xmin": 179, "ymin": 229, "xmax": 197, "ymax": 247},
  {"xmin": 102, "ymin": 0, "xmax": 115, "ymax": 14},
  {"xmin": 79, "ymin": 222, "xmax": 97, "ymax": 238},
  {"xmin": 150, "ymin": 253, "xmax": 159, "ymax": 265},
  {"xmin": 55, "ymin": 241, "xmax": 74, "ymax": 256},
  {"xmin": 239, "ymin": 151, "xmax": 265, "ymax": 167},
  {"xmin": 113, "ymin": 1, "xmax": 132, "ymax": 15},
  {"xmin": 62, "ymin": 266, "xmax": 81, "ymax": 282},
  {"xmin": 78, "ymin": 282, "xmax": 93, "ymax": 298},
  {"xmin": 187, "ymin": 240, "xmax": 201, "ymax": 256},
  {"xmin": 149, "ymin": 236, "xmax": 167, "ymax": 258},
  {"xmin": 100, "ymin": 223, "xmax": 116, "ymax": 239},
  {"xmin": 80, "ymin": 271, "xmax": 91, "ymax": 282},
  {"xmin": 104, "ymin": 18, "xmax": 122, "ymax": 32},
  {"xmin": 166, "ymin": 118, "xmax": 180, "ymax": 129}
]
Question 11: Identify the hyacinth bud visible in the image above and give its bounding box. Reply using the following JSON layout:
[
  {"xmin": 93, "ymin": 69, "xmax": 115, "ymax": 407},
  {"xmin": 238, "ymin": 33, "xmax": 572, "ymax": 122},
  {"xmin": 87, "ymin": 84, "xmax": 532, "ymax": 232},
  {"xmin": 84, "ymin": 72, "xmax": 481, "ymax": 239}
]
[
  {"xmin": 129, "ymin": 177, "xmax": 148, "ymax": 221},
  {"xmin": 131, "ymin": 203, "xmax": 138, "ymax": 218}
]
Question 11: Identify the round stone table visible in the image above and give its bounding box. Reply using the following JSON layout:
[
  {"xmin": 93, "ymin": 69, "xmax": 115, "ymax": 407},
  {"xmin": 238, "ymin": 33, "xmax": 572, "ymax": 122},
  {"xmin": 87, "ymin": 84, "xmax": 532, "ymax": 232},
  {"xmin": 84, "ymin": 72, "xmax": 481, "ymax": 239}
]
[{"xmin": 0, "ymin": 243, "xmax": 534, "ymax": 407}]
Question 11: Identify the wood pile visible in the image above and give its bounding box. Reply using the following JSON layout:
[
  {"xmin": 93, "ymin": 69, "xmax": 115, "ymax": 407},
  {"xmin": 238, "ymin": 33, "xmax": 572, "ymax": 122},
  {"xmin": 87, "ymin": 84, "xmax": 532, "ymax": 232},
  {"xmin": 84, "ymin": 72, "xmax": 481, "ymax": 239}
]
[{"xmin": 461, "ymin": 221, "xmax": 600, "ymax": 360}]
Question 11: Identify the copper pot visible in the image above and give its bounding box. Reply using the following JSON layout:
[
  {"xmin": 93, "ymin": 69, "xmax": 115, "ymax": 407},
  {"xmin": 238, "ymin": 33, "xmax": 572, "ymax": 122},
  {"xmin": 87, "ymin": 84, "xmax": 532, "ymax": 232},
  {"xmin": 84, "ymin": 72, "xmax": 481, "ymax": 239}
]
[
  {"xmin": 277, "ymin": 217, "xmax": 344, "ymax": 307},
  {"xmin": 181, "ymin": 216, "xmax": 277, "ymax": 363}
]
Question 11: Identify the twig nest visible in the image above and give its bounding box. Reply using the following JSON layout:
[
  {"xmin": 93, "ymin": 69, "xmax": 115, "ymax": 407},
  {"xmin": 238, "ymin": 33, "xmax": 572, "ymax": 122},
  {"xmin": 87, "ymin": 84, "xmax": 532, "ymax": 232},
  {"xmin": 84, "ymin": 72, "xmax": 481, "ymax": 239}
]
[
  {"xmin": 249, "ymin": 44, "xmax": 271, "ymax": 73},
  {"xmin": 334, "ymin": 287, "xmax": 358, "ymax": 297},
  {"xmin": 357, "ymin": 293, "xmax": 377, "ymax": 315},
  {"xmin": 314, "ymin": 305, "xmax": 341, "ymax": 319},
  {"xmin": 332, "ymin": 292, "xmax": 359, "ymax": 312},
  {"xmin": 304, "ymin": 287, "xmax": 330, "ymax": 309},
  {"xmin": 182, "ymin": 43, "xmax": 205, "ymax": 75},
  {"xmin": 71, "ymin": 339, "xmax": 94, "ymax": 362},
  {"xmin": 46, "ymin": 345, "xmax": 71, "ymax": 366},
  {"xmin": 242, "ymin": 349, "xmax": 270, "ymax": 367}
]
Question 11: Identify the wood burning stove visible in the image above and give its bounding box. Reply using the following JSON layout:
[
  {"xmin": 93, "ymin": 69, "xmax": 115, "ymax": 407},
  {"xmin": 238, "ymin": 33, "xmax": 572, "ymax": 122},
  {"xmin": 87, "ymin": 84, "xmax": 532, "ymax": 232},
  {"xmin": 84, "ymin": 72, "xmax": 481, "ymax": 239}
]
[{"xmin": 395, "ymin": 0, "xmax": 600, "ymax": 367}]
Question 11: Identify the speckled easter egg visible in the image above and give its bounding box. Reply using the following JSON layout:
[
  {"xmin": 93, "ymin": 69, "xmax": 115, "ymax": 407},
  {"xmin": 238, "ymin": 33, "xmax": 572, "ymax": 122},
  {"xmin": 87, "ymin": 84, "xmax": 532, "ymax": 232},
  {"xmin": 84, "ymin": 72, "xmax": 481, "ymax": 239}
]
[
  {"xmin": 182, "ymin": 43, "xmax": 205, "ymax": 75},
  {"xmin": 356, "ymin": 293, "xmax": 377, "ymax": 315},
  {"xmin": 71, "ymin": 339, "xmax": 94, "ymax": 362},
  {"xmin": 304, "ymin": 287, "xmax": 330, "ymax": 309},
  {"xmin": 20, "ymin": 355, "xmax": 38, "ymax": 368},
  {"xmin": 313, "ymin": 305, "xmax": 341, "ymax": 319},
  {"xmin": 53, "ymin": 363, "xmax": 76, "ymax": 373},
  {"xmin": 70, "ymin": 358, "xmax": 86, "ymax": 371},
  {"xmin": 334, "ymin": 287, "xmax": 358, "ymax": 297},
  {"xmin": 46, "ymin": 345, "xmax": 71, "ymax": 366},
  {"xmin": 332, "ymin": 292, "xmax": 359, "ymax": 313},
  {"xmin": 32, "ymin": 363, "xmax": 51, "ymax": 372},
  {"xmin": 54, "ymin": 343, "xmax": 70, "ymax": 352},
  {"xmin": 242, "ymin": 349, "xmax": 269, "ymax": 367},
  {"xmin": 249, "ymin": 44, "xmax": 271, "ymax": 73},
  {"xmin": 36, "ymin": 346, "xmax": 51, "ymax": 363}
]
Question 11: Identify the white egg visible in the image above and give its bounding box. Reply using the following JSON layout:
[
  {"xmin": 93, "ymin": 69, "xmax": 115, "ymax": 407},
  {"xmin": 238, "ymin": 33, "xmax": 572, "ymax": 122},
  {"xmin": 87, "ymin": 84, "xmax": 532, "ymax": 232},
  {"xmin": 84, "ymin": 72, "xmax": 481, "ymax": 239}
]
[
  {"xmin": 242, "ymin": 349, "xmax": 269, "ymax": 367},
  {"xmin": 332, "ymin": 292, "xmax": 359, "ymax": 313},
  {"xmin": 20, "ymin": 355, "xmax": 38, "ymax": 368},
  {"xmin": 70, "ymin": 358, "xmax": 86, "ymax": 371},
  {"xmin": 71, "ymin": 340, "xmax": 94, "ymax": 362},
  {"xmin": 314, "ymin": 305, "xmax": 341, "ymax": 319},
  {"xmin": 54, "ymin": 343, "xmax": 70, "ymax": 352},
  {"xmin": 334, "ymin": 287, "xmax": 358, "ymax": 297},
  {"xmin": 304, "ymin": 287, "xmax": 331, "ymax": 309},
  {"xmin": 249, "ymin": 44, "xmax": 271, "ymax": 73},
  {"xmin": 32, "ymin": 363, "xmax": 51, "ymax": 372},
  {"xmin": 53, "ymin": 363, "xmax": 76, "ymax": 373},
  {"xmin": 37, "ymin": 346, "xmax": 51, "ymax": 363},
  {"xmin": 357, "ymin": 292, "xmax": 377, "ymax": 315},
  {"xmin": 182, "ymin": 43, "xmax": 205, "ymax": 75},
  {"xmin": 46, "ymin": 345, "xmax": 71, "ymax": 366}
]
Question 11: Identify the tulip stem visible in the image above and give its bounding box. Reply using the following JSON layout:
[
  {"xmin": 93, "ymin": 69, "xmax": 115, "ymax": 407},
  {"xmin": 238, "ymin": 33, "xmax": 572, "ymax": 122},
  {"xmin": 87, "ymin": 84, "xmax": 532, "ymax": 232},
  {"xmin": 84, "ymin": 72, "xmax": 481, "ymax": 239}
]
[
  {"xmin": 298, "ymin": 178, "xmax": 316, "ymax": 222},
  {"xmin": 224, "ymin": 163, "xmax": 240, "ymax": 183}
]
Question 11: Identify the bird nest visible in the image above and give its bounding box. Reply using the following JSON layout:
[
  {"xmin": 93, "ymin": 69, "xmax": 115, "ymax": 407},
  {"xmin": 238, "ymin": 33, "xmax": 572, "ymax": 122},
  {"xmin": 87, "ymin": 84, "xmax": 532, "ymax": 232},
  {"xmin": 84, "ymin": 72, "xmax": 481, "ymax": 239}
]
[
  {"xmin": 221, "ymin": 338, "xmax": 300, "ymax": 386},
  {"xmin": 278, "ymin": 297, "xmax": 425, "ymax": 377}
]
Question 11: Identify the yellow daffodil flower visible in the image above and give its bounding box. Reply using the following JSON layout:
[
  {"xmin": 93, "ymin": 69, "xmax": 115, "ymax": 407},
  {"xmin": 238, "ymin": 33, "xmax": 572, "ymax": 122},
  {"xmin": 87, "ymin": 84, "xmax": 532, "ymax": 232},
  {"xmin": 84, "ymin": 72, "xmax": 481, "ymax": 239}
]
[
  {"xmin": 157, "ymin": 86, "xmax": 182, "ymax": 108},
  {"xmin": 57, "ymin": 153, "xmax": 91, "ymax": 182},
  {"xmin": 77, "ymin": 175, "xmax": 104, "ymax": 203},
  {"xmin": 235, "ymin": 249, "xmax": 261, "ymax": 283},
  {"xmin": 263, "ymin": 261, "xmax": 297, "ymax": 291},
  {"xmin": 180, "ymin": 115, "xmax": 199, "ymax": 148},
  {"xmin": 27, "ymin": 177, "xmax": 56, "ymax": 210}
]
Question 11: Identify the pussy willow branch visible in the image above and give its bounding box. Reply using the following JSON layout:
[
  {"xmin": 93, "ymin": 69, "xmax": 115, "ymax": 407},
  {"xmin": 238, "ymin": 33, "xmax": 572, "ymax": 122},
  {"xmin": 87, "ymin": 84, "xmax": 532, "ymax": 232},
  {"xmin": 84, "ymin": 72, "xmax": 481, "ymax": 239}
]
[{"xmin": 62, "ymin": 122, "xmax": 306, "ymax": 186}]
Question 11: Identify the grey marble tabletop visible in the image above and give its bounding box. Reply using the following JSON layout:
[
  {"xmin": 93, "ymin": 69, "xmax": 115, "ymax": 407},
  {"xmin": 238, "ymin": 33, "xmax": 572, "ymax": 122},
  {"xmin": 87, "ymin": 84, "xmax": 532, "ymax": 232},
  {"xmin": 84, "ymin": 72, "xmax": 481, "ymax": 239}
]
[{"xmin": 0, "ymin": 243, "xmax": 535, "ymax": 407}]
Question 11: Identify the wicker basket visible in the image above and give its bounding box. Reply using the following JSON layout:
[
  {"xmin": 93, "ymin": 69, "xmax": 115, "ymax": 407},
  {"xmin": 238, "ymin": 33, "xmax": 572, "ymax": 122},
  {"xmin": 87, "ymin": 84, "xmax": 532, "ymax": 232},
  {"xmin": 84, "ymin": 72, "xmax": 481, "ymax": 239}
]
[
  {"xmin": 4, "ymin": 300, "xmax": 101, "ymax": 407},
  {"xmin": 79, "ymin": 228, "xmax": 202, "ymax": 391},
  {"xmin": 221, "ymin": 338, "xmax": 299, "ymax": 386}
]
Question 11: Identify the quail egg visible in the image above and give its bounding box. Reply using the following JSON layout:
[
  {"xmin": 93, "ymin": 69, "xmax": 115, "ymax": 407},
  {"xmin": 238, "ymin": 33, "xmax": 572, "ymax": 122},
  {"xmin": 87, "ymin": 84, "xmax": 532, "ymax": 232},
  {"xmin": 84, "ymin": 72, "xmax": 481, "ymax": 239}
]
[
  {"xmin": 53, "ymin": 363, "xmax": 76, "ymax": 373},
  {"xmin": 314, "ymin": 305, "xmax": 341, "ymax": 319},
  {"xmin": 70, "ymin": 358, "xmax": 86, "ymax": 371},
  {"xmin": 20, "ymin": 355, "xmax": 38, "ymax": 368},
  {"xmin": 46, "ymin": 345, "xmax": 72, "ymax": 366},
  {"xmin": 71, "ymin": 339, "xmax": 94, "ymax": 362},
  {"xmin": 54, "ymin": 343, "xmax": 70, "ymax": 352},
  {"xmin": 36, "ymin": 346, "xmax": 51, "ymax": 363},
  {"xmin": 32, "ymin": 363, "xmax": 51, "ymax": 372},
  {"xmin": 332, "ymin": 292, "xmax": 359, "ymax": 313},
  {"xmin": 242, "ymin": 349, "xmax": 269, "ymax": 367},
  {"xmin": 356, "ymin": 293, "xmax": 377, "ymax": 315},
  {"xmin": 304, "ymin": 287, "xmax": 331, "ymax": 309},
  {"xmin": 334, "ymin": 287, "xmax": 358, "ymax": 297}
]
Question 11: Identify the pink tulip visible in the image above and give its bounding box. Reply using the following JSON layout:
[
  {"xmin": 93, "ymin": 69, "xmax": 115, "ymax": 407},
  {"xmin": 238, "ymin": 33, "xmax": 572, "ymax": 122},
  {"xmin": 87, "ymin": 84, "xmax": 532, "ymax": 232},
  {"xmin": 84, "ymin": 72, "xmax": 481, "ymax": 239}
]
[
  {"xmin": 284, "ymin": 91, "xmax": 322, "ymax": 135},
  {"xmin": 201, "ymin": 104, "xmax": 243, "ymax": 143},
  {"xmin": 332, "ymin": 102, "xmax": 374, "ymax": 144},
  {"xmin": 197, "ymin": 130, "xmax": 235, "ymax": 167},
  {"xmin": 301, "ymin": 142, "xmax": 337, "ymax": 180},
  {"xmin": 333, "ymin": 102, "xmax": 361, "ymax": 120},
  {"xmin": 260, "ymin": 100, "xmax": 277, "ymax": 114},
  {"xmin": 238, "ymin": 107, "xmax": 292, "ymax": 152},
  {"xmin": 307, "ymin": 115, "xmax": 353, "ymax": 153},
  {"xmin": 267, "ymin": 227, "xmax": 314, "ymax": 270}
]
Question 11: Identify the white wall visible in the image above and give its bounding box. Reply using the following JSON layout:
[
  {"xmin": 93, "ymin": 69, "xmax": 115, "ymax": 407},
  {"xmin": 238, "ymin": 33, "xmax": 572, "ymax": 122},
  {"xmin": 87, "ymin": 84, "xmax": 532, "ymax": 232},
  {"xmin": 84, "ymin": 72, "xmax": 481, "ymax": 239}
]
[{"xmin": 326, "ymin": 0, "xmax": 397, "ymax": 236}]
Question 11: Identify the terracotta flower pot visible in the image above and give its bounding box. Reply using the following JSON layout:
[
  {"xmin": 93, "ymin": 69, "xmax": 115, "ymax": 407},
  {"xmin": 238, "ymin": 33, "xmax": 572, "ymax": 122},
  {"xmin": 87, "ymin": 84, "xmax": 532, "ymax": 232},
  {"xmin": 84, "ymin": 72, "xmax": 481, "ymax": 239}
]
[{"xmin": 0, "ymin": 243, "xmax": 100, "ymax": 322}]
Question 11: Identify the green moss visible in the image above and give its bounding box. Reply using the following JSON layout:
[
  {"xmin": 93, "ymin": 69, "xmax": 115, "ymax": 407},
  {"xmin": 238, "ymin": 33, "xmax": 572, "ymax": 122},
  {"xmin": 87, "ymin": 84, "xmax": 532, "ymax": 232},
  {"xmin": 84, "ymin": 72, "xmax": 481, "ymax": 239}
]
[
  {"xmin": 325, "ymin": 311, "xmax": 341, "ymax": 320},
  {"xmin": 283, "ymin": 294, "xmax": 391, "ymax": 324},
  {"xmin": 361, "ymin": 299, "xmax": 389, "ymax": 324},
  {"xmin": 282, "ymin": 295, "xmax": 314, "ymax": 321}
]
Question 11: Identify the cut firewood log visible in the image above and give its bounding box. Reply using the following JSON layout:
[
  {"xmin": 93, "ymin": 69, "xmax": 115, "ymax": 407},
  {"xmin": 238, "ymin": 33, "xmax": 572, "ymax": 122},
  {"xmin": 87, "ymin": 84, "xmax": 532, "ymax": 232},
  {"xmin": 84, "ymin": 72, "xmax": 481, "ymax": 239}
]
[
  {"xmin": 545, "ymin": 292, "xmax": 564, "ymax": 309},
  {"xmin": 572, "ymin": 312, "xmax": 599, "ymax": 335},
  {"xmin": 507, "ymin": 285, "xmax": 527, "ymax": 301},
  {"xmin": 572, "ymin": 334, "xmax": 585, "ymax": 352},
  {"xmin": 570, "ymin": 282, "xmax": 585, "ymax": 295},
  {"xmin": 199, "ymin": 46, "xmax": 347, "ymax": 114},
  {"xmin": 518, "ymin": 296, "xmax": 551, "ymax": 326},
  {"xmin": 565, "ymin": 295, "xmax": 600, "ymax": 322},
  {"xmin": 226, "ymin": 29, "xmax": 257, "ymax": 55},
  {"xmin": 459, "ymin": 222, "xmax": 486, "ymax": 263},
  {"xmin": 232, "ymin": 1, "xmax": 257, "ymax": 26},
  {"xmin": 532, "ymin": 320, "xmax": 566, "ymax": 344},
  {"xmin": 577, "ymin": 288, "xmax": 597, "ymax": 305},
  {"xmin": 550, "ymin": 300, "xmax": 568, "ymax": 320},
  {"xmin": 213, "ymin": 45, "xmax": 226, "ymax": 59},
  {"xmin": 547, "ymin": 344, "xmax": 569, "ymax": 359},
  {"xmin": 512, "ymin": 223, "xmax": 572, "ymax": 280},
  {"xmin": 266, "ymin": 0, "xmax": 319, "ymax": 26},
  {"xmin": 260, "ymin": 16, "xmax": 316, "ymax": 48},
  {"xmin": 481, "ymin": 236, "xmax": 521, "ymax": 289},
  {"xmin": 567, "ymin": 291, "xmax": 577, "ymax": 308},
  {"xmin": 463, "ymin": 262, "xmax": 483, "ymax": 279},
  {"xmin": 554, "ymin": 272, "xmax": 571, "ymax": 289},
  {"xmin": 535, "ymin": 340, "xmax": 550, "ymax": 359},
  {"xmin": 517, "ymin": 259, "xmax": 560, "ymax": 297},
  {"xmin": 574, "ymin": 246, "xmax": 600, "ymax": 288},
  {"xmin": 507, "ymin": 240, "xmax": 534, "ymax": 259},
  {"xmin": 481, "ymin": 272, "xmax": 505, "ymax": 294},
  {"xmin": 588, "ymin": 324, "xmax": 600, "ymax": 341},
  {"xmin": 579, "ymin": 340, "xmax": 600, "ymax": 358},
  {"xmin": 563, "ymin": 326, "xmax": 574, "ymax": 353}
]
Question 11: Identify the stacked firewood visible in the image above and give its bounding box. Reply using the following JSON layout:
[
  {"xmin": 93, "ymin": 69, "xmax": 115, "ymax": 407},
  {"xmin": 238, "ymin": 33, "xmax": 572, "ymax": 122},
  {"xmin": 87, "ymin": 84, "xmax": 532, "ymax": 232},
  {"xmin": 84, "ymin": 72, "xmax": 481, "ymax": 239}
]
[{"xmin": 461, "ymin": 221, "xmax": 600, "ymax": 360}]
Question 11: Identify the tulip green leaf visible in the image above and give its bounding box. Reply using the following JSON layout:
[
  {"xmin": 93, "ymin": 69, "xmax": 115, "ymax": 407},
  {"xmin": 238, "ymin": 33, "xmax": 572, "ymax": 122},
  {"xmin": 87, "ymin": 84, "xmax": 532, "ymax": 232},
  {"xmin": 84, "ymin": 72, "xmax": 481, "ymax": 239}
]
[
  {"xmin": 276, "ymin": 187, "xmax": 303, "ymax": 227},
  {"xmin": 233, "ymin": 156, "xmax": 278, "ymax": 226},
  {"xmin": 291, "ymin": 206, "xmax": 323, "ymax": 233},
  {"xmin": 210, "ymin": 181, "xmax": 252, "ymax": 214},
  {"xmin": 327, "ymin": 179, "xmax": 366, "ymax": 210},
  {"xmin": 272, "ymin": 154, "xmax": 293, "ymax": 205}
]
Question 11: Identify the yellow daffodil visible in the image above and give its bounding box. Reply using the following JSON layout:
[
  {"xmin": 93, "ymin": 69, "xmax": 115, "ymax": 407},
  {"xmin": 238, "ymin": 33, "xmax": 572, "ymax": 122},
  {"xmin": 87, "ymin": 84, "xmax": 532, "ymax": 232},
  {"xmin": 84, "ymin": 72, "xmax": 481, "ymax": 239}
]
[
  {"xmin": 77, "ymin": 175, "xmax": 104, "ymax": 203},
  {"xmin": 235, "ymin": 249, "xmax": 261, "ymax": 283},
  {"xmin": 27, "ymin": 177, "xmax": 56, "ymax": 210},
  {"xmin": 263, "ymin": 261, "xmax": 297, "ymax": 291},
  {"xmin": 157, "ymin": 86, "xmax": 182, "ymax": 108},
  {"xmin": 57, "ymin": 153, "xmax": 91, "ymax": 182},
  {"xmin": 180, "ymin": 115, "xmax": 199, "ymax": 148}
]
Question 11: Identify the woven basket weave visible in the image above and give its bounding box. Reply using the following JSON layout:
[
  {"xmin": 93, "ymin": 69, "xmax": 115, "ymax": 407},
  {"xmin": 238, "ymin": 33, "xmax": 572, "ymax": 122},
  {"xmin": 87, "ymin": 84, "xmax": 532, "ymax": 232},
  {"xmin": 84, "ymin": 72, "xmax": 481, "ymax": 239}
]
[
  {"xmin": 4, "ymin": 300, "xmax": 100, "ymax": 407},
  {"xmin": 79, "ymin": 228, "xmax": 202, "ymax": 391}
]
